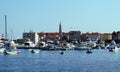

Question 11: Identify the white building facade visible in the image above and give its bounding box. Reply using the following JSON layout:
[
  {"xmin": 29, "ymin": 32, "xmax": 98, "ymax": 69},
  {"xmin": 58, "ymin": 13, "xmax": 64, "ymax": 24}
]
[{"xmin": 23, "ymin": 32, "xmax": 39, "ymax": 44}]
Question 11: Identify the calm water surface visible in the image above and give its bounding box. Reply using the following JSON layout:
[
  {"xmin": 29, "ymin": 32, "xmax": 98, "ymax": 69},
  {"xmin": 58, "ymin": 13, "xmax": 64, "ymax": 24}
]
[{"xmin": 0, "ymin": 49, "xmax": 120, "ymax": 72}]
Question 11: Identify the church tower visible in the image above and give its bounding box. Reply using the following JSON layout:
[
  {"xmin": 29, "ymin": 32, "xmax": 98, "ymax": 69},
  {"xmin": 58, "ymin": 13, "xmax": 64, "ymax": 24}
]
[{"xmin": 59, "ymin": 21, "xmax": 62, "ymax": 39}]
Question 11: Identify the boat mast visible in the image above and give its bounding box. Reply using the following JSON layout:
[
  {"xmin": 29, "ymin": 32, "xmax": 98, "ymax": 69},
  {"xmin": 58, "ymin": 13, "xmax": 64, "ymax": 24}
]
[{"xmin": 5, "ymin": 15, "xmax": 7, "ymax": 40}]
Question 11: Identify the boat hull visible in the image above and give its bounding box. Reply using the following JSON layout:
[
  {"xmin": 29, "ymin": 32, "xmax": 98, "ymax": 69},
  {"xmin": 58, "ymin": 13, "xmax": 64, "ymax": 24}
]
[
  {"xmin": 4, "ymin": 51, "xmax": 20, "ymax": 55},
  {"xmin": 0, "ymin": 48, "xmax": 5, "ymax": 53}
]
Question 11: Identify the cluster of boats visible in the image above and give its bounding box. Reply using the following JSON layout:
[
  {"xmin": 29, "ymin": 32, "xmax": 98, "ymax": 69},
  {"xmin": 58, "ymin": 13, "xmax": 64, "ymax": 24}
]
[
  {"xmin": 18, "ymin": 39, "xmax": 120, "ymax": 53},
  {"xmin": 1, "ymin": 38, "xmax": 120, "ymax": 55},
  {"xmin": 0, "ymin": 40, "xmax": 41, "ymax": 55}
]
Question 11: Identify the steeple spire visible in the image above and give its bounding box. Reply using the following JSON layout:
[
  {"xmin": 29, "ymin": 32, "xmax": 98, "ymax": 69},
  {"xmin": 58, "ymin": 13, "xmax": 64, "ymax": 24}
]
[{"xmin": 59, "ymin": 21, "xmax": 62, "ymax": 39}]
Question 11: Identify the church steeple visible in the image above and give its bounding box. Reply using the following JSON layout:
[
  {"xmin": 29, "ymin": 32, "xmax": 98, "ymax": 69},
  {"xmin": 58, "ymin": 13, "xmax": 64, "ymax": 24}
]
[{"xmin": 59, "ymin": 21, "xmax": 62, "ymax": 38}]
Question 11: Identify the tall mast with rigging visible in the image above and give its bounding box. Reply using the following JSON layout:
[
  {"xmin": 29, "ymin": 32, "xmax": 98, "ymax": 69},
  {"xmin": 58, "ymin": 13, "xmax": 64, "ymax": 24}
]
[{"xmin": 5, "ymin": 15, "xmax": 7, "ymax": 40}]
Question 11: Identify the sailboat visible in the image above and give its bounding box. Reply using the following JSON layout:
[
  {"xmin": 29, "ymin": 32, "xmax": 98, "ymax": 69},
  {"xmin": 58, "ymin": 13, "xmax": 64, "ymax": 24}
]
[
  {"xmin": 3, "ymin": 15, "xmax": 21, "ymax": 55},
  {"xmin": 4, "ymin": 40, "xmax": 21, "ymax": 55},
  {"xmin": 0, "ymin": 15, "xmax": 7, "ymax": 53}
]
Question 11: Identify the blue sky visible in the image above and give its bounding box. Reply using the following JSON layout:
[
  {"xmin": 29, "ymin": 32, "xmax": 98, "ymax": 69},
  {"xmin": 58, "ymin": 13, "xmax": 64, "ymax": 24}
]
[{"xmin": 0, "ymin": 0, "xmax": 120, "ymax": 39}]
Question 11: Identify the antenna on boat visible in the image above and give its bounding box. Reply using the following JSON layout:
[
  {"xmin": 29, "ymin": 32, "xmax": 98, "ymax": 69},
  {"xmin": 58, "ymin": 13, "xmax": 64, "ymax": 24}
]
[{"xmin": 5, "ymin": 15, "xmax": 7, "ymax": 40}]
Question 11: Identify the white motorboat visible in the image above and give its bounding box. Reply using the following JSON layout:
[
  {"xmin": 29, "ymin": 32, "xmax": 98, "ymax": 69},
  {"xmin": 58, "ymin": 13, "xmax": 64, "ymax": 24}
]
[
  {"xmin": 87, "ymin": 40, "xmax": 97, "ymax": 48},
  {"xmin": 74, "ymin": 42, "xmax": 91, "ymax": 50},
  {"xmin": 4, "ymin": 50, "xmax": 21, "ymax": 55},
  {"xmin": 75, "ymin": 46, "xmax": 91, "ymax": 50},
  {"xmin": 62, "ymin": 43, "xmax": 75, "ymax": 50},
  {"xmin": 108, "ymin": 45, "xmax": 120, "ymax": 52},
  {"xmin": 37, "ymin": 41, "xmax": 46, "ymax": 48},
  {"xmin": 98, "ymin": 41, "xmax": 106, "ymax": 49},
  {"xmin": 24, "ymin": 39, "xmax": 35, "ymax": 47},
  {"xmin": 108, "ymin": 40, "xmax": 120, "ymax": 52}
]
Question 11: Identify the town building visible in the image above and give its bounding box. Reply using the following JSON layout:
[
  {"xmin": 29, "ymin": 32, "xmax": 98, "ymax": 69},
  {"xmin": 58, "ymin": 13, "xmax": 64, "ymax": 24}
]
[
  {"xmin": 23, "ymin": 31, "xmax": 39, "ymax": 44},
  {"xmin": 81, "ymin": 32, "xmax": 100, "ymax": 42},
  {"xmin": 38, "ymin": 22, "xmax": 62, "ymax": 41},
  {"xmin": 68, "ymin": 31, "xmax": 81, "ymax": 41},
  {"xmin": 38, "ymin": 32, "xmax": 60, "ymax": 41},
  {"xmin": 100, "ymin": 33, "xmax": 112, "ymax": 41}
]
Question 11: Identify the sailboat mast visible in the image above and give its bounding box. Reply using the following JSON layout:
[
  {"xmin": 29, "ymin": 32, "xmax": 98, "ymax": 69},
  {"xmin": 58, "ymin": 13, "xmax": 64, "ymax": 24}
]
[{"xmin": 5, "ymin": 15, "xmax": 7, "ymax": 39}]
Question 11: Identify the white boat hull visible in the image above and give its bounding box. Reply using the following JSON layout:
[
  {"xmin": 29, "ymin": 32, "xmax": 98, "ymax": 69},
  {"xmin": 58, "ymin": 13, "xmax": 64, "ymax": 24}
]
[
  {"xmin": 4, "ymin": 51, "xmax": 20, "ymax": 55},
  {"xmin": 0, "ymin": 48, "xmax": 5, "ymax": 53},
  {"xmin": 75, "ymin": 46, "xmax": 91, "ymax": 50},
  {"xmin": 109, "ymin": 46, "xmax": 120, "ymax": 52}
]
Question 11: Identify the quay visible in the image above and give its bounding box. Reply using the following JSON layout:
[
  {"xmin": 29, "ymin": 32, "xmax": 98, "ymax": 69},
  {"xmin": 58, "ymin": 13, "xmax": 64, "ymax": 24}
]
[{"xmin": 17, "ymin": 47, "xmax": 74, "ymax": 50}]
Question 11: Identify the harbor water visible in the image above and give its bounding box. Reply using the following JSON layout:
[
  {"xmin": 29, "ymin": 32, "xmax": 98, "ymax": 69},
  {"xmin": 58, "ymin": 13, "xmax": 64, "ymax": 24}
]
[{"xmin": 0, "ymin": 49, "xmax": 120, "ymax": 72}]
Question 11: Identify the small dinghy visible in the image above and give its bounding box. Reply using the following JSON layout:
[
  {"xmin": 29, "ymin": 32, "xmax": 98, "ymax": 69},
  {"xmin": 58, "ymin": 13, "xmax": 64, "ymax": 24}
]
[
  {"xmin": 4, "ymin": 50, "xmax": 21, "ymax": 55},
  {"xmin": 31, "ymin": 49, "xmax": 40, "ymax": 53},
  {"xmin": 86, "ymin": 49, "xmax": 92, "ymax": 54},
  {"xmin": 60, "ymin": 51, "xmax": 64, "ymax": 54}
]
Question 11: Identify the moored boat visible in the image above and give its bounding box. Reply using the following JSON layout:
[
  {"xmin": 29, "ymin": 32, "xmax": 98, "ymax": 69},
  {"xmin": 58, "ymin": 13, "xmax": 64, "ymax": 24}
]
[
  {"xmin": 24, "ymin": 39, "xmax": 35, "ymax": 47},
  {"xmin": 108, "ymin": 40, "xmax": 120, "ymax": 52},
  {"xmin": 108, "ymin": 45, "xmax": 120, "ymax": 52},
  {"xmin": 60, "ymin": 51, "xmax": 64, "ymax": 54},
  {"xmin": 4, "ymin": 50, "xmax": 21, "ymax": 55},
  {"xmin": 86, "ymin": 49, "xmax": 92, "ymax": 54},
  {"xmin": 74, "ymin": 42, "xmax": 91, "ymax": 50}
]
